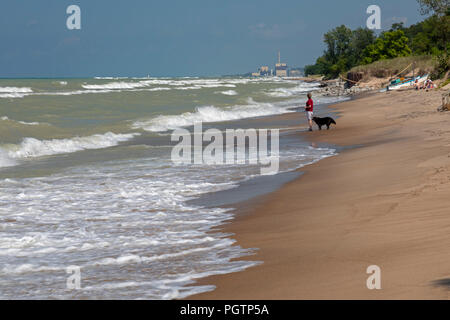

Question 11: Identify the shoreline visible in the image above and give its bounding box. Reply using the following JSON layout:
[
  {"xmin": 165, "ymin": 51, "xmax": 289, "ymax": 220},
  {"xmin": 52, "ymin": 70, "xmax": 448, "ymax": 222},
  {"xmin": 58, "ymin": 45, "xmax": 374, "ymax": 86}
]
[
  {"xmin": 189, "ymin": 88, "xmax": 450, "ymax": 299},
  {"xmin": 186, "ymin": 94, "xmax": 350, "ymax": 211}
]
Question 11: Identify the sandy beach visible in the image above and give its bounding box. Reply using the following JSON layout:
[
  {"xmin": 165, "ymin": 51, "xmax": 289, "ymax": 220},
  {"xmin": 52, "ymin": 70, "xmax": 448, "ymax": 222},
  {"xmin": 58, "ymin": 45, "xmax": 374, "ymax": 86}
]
[{"xmin": 191, "ymin": 88, "xmax": 450, "ymax": 300}]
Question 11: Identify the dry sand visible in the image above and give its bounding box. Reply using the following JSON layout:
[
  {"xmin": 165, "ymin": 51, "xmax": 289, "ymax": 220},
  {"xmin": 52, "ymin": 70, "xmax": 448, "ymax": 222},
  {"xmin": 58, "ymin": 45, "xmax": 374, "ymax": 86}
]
[{"xmin": 190, "ymin": 88, "xmax": 450, "ymax": 300}]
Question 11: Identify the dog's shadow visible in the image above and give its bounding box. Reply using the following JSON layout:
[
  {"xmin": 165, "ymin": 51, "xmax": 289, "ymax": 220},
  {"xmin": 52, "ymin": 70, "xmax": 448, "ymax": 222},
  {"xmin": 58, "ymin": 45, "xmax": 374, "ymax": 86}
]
[{"xmin": 432, "ymin": 278, "xmax": 450, "ymax": 290}]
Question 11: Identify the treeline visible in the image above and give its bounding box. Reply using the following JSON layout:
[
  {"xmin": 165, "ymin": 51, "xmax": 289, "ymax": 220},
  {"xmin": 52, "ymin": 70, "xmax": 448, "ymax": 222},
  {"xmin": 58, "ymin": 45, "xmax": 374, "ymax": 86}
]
[{"xmin": 305, "ymin": 2, "xmax": 449, "ymax": 79}]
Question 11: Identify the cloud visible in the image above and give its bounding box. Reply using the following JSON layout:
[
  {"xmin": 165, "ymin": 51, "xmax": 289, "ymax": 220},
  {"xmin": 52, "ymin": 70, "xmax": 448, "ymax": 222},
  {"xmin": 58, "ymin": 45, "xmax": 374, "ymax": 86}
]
[
  {"xmin": 26, "ymin": 19, "xmax": 39, "ymax": 27},
  {"xmin": 383, "ymin": 16, "xmax": 408, "ymax": 29},
  {"xmin": 248, "ymin": 20, "xmax": 305, "ymax": 40},
  {"xmin": 249, "ymin": 23, "xmax": 284, "ymax": 39},
  {"xmin": 60, "ymin": 36, "xmax": 81, "ymax": 46}
]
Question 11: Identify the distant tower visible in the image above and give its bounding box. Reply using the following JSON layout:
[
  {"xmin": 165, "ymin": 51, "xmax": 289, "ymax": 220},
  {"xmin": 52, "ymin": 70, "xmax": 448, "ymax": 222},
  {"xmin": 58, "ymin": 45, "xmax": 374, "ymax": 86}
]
[{"xmin": 275, "ymin": 50, "xmax": 288, "ymax": 77}]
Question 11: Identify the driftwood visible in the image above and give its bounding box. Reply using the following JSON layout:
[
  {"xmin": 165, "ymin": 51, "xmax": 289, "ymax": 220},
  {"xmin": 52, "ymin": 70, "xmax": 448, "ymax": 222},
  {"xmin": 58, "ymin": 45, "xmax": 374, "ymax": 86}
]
[
  {"xmin": 438, "ymin": 91, "xmax": 450, "ymax": 112},
  {"xmin": 345, "ymin": 72, "xmax": 364, "ymax": 88}
]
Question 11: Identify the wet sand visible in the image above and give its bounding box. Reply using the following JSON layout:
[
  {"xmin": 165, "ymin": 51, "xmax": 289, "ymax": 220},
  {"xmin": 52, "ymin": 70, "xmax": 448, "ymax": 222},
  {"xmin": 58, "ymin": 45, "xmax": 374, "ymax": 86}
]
[{"xmin": 190, "ymin": 89, "xmax": 450, "ymax": 299}]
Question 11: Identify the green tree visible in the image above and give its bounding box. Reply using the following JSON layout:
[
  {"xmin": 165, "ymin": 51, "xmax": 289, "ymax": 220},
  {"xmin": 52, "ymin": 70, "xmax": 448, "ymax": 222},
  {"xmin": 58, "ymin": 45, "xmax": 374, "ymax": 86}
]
[
  {"xmin": 350, "ymin": 28, "xmax": 376, "ymax": 64},
  {"xmin": 323, "ymin": 25, "xmax": 353, "ymax": 64},
  {"xmin": 417, "ymin": 0, "xmax": 449, "ymax": 15},
  {"xmin": 390, "ymin": 22, "xmax": 406, "ymax": 31},
  {"xmin": 362, "ymin": 30, "xmax": 412, "ymax": 64},
  {"xmin": 411, "ymin": 15, "xmax": 447, "ymax": 54},
  {"xmin": 305, "ymin": 26, "xmax": 376, "ymax": 78},
  {"xmin": 417, "ymin": 0, "xmax": 450, "ymax": 54},
  {"xmin": 305, "ymin": 25, "xmax": 354, "ymax": 78},
  {"xmin": 303, "ymin": 2, "xmax": 449, "ymax": 78},
  {"xmin": 322, "ymin": 25, "xmax": 364, "ymax": 78}
]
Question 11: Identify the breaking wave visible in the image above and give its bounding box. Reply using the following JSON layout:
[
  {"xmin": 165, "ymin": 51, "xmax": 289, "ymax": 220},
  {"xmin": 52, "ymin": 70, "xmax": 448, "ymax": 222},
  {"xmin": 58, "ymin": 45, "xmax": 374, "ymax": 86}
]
[
  {"xmin": 1, "ymin": 116, "xmax": 41, "ymax": 126},
  {"xmin": 0, "ymin": 87, "xmax": 33, "ymax": 98},
  {"xmin": 82, "ymin": 82, "xmax": 149, "ymax": 90},
  {"xmin": 0, "ymin": 132, "xmax": 140, "ymax": 163},
  {"xmin": 132, "ymin": 98, "xmax": 293, "ymax": 132},
  {"xmin": 265, "ymin": 82, "xmax": 321, "ymax": 97},
  {"xmin": 218, "ymin": 90, "xmax": 238, "ymax": 96},
  {"xmin": 0, "ymin": 87, "xmax": 33, "ymax": 93},
  {"xmin": 0, "ymin": 149, "xmax": 17, "ymax": 168}
]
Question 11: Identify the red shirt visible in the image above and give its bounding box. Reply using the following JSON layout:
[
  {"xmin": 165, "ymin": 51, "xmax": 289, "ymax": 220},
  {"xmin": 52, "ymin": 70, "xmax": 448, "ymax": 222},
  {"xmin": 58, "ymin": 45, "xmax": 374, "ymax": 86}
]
[{"xmin": 306, "ymin": 98, "xmax": 313, "ymax": 112}]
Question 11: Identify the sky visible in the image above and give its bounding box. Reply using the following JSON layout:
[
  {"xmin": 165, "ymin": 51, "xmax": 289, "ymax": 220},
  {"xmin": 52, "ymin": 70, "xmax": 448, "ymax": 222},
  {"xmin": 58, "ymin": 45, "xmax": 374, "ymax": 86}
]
[{"xmin": 0, "ymin": 0, "xmax": 425, "ymax": 78}]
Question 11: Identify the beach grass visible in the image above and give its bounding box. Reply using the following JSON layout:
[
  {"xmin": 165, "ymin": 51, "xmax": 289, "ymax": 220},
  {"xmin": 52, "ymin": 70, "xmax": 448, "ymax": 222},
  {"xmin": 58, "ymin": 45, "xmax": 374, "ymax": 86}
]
[
  {"xmin": 439, "ymin": 78, "xmax": 450, "ymax": 88},
  {"xmin": 349, "ymin": 55, "xmax": 435, "ymax": 79}
]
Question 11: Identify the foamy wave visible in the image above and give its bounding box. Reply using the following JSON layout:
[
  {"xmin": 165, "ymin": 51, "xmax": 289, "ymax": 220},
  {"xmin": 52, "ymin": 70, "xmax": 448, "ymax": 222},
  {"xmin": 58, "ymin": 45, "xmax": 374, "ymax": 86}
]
[
  {"xmin": 195, "ymin": 84, "xmax": 236, "ymax": 88},
  {"xmin": 1, "ymin": 264, "xmax": 63, "ymax": 275},
  {"xmin": 175, "ymin": 86, "xmax": 202, "ymax": 90},
  {"xmin": 82, "ymin": 82, "xmax": 148, "ymax": 90},
  {"xmin": 0, "ymin": 87, "xmax": 33, "ymax": 99},
  {"xmin": 218, "ymin": 90, "xmax": 238, "ymax": 96},
  {"xmin": 0, "ymin": 93, "xmax": 28, "ymax": 98},
  {"xmin": 43, "ymin": 89, "xmax": 115, "ymax": 96},
  {"xmin": 0, "ymin": 149, "xmax": 17, "ymax": 168},
  {"xmin": 0, "ymin": 89, "xmax": 116, "ymax": 99},
  {"xmin": 147, "ymin": 87, "xmax": 172, "ymax": 92},
  {"xmin": 0, "ymin": 87, "xmax": 33, "ymax": 93},
  {"xmin": 94, "ymin": 77, "xmax": 129, "ymax": 80},
  {"xmin": 0, "ymin": 87, "xmax": 170, "ymax": 99},
  {"xmin": 3, "ymin": 132, "xmax": 140, "ymax": 159},
  {"xmin": 84, "ymin": 79, "xmax": 238, "ymax": 91},
  {"xmin": 0, "ymin": 78, "xmax": 294, "ymax": 99},
  {"xmin": 265, "ymin": 83, "xmax": 320, "ymax": 97},
  {"xmin": 53, "ymin": 87, "xmax": 171, "ymax": 95},
  {"xmin": 1, "ymin": 116, "xmax": 41, "ymax": 126},
  {"xmin": 315, "ymin": 95, "xmax": 351, "ymax": 104},
  {"xmin": 132, "ymin": 98, "xmax": 292, "ymax": 132}
]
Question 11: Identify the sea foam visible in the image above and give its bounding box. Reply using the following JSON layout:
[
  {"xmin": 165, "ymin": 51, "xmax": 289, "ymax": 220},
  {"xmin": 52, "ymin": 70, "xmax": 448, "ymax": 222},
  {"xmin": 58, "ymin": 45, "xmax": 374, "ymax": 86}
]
[
  {"xmin": 0, "ymin": 149, "xmax": 17, "ymax": 168},
  {"xmin": 3, "ymin": 132, "xmax": 140, "ymax": 159},
  {"xmin": 0, "ymin": 87, "xmax": 33, "ymax": 93},
  {"xmin": 218, "ymin": 90, "xmax": 238, "ymax": 96},
  {"xmin": 1, "ymin": 116, "xmax": 41, "ymax": 126},
  {"xmin": 265, "ymin": 82, "xmax": 321, "ymax": 97},
  {"xmin": 82, "ymin": 82, "xmax": 148, "ymax": 90},
  {"xmin": 132, "ymin": 98, "xmax": 293, "ymax": 132}
]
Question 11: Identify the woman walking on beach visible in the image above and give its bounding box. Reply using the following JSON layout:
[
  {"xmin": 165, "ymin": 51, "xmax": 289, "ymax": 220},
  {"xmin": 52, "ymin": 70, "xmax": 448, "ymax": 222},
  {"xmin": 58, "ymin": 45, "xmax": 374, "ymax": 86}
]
[{"xmin": 305, "ymin": 92, "xmax": 314, "ymax": 131}]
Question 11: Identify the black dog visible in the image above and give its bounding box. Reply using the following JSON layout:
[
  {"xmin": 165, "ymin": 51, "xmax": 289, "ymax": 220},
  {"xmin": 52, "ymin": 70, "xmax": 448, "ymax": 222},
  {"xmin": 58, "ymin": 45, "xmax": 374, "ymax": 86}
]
[{"xmin": 312, "ymin": 117, "xmax": 336, "ymax": 130}]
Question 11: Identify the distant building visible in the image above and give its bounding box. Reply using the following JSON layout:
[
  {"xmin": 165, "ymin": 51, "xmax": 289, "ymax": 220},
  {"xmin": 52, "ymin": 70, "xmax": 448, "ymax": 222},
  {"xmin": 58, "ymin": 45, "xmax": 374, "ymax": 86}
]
[
  {"xmin": 252, "ymin": 66, "xmax": 270, "ymax": 77},
  {"xmin": 289, "ymin": 69, "xmax": 303, "ymax": 77},
  {"xmin": 275, "ymin": 51, "xmax": 288, "ymax": 77},
  {"xmin": 259, "ymin": 66, "xmax": 270, "ymax": 76}
]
